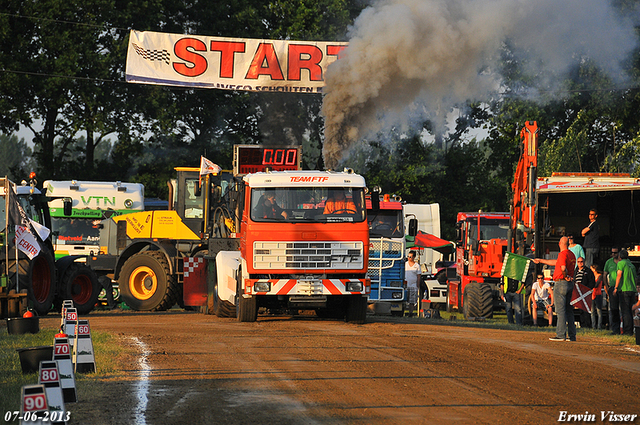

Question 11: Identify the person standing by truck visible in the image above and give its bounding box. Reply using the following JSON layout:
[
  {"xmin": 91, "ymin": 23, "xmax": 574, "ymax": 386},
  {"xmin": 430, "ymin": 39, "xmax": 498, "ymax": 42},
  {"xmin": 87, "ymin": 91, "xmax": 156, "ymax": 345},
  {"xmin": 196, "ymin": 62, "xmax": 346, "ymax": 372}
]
[
  {"xmin": 604, "ymin": 249, "xmax": 621, "ymax": 333},
  {"xmin": 534, "ymin": 236, "xmax": 577, "ymax": 341},
  {"xmin": 405, "ymin": 250, "xmax": 421, "ymax": 317},
  {"xmin": 567, "ymin": 235, "xmax": 585, "ymax": 269},
  {"xmin": 614, "ymin": 249, "xmax": 637, "ymax": 336},
  {"xmin": 581, "ymin": 209, "xmax": 599, "ymax": 267},
  {"xmin": 590, "ymin": 263, "xmax": 604, "ymax": 330},
  {"xmin": 500, "ymin": 276, "xmax": 524, "ymax": 325}
]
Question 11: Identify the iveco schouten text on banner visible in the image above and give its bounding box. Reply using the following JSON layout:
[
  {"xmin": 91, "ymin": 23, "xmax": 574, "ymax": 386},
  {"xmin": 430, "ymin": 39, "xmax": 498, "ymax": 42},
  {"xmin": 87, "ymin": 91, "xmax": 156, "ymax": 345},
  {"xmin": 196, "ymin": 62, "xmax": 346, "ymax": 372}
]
[{"xmin": 125, "ymin": 30, "xmax": 348, "ymax": 92}]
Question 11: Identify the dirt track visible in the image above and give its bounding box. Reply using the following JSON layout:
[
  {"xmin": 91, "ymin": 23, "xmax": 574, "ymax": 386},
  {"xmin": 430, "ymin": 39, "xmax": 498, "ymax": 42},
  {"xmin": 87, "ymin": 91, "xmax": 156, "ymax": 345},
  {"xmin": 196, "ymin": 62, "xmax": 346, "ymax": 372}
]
[{"xmin": 38, "ymin": 311, "xmax": 640, "ymax": 425}]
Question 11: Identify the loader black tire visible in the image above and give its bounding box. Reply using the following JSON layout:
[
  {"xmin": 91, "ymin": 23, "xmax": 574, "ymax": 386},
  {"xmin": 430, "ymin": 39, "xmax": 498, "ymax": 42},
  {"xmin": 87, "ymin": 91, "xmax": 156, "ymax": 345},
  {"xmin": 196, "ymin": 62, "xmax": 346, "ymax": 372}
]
[
  {"xmin": 61, "ymin": 263, "xmax": 100, "ymax": 315},
  {"xmin": 345, "ymin": 295, "xmax": 367, "ymax": 324},
  {"xmin": 462, "ymin": 281, "xmax": 493, "ymax": 320},
  {"xmin": 27, "ymin": 248, "xmax": 56, "ymax": 316},
  {"xmin": 119, "ymin": 251, "xmax": 178, "ymax": 311}
]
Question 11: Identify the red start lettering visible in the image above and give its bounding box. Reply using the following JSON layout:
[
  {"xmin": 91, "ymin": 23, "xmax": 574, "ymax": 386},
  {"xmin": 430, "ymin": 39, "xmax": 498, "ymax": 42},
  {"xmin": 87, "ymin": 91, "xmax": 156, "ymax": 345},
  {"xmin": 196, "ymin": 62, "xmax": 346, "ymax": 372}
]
[
  {"xmin": 171, "ymin": 40, "xmax": 346, "ymax": 81},
  {"xmin": 173, "ymin": 38, "xmax": 208, "ymax": 77},
  {"xmin": 289, "ymin": 176, "xmax": 329, "ymax": 183}
]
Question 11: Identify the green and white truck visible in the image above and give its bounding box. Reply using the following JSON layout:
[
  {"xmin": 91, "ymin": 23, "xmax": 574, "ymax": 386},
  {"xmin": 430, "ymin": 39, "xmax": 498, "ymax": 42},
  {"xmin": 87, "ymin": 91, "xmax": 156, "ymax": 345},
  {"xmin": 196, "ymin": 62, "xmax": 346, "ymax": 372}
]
[{"xmin": 44, "ymin": 180, "xmax": 144, "ymax": 311}]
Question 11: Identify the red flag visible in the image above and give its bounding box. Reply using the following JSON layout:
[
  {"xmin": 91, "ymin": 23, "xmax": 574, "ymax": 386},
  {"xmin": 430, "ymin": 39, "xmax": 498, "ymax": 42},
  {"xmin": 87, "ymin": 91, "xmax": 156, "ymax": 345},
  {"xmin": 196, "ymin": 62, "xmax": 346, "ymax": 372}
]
[{"xmin": 570, "ymin": 282, "xmax": 593, "ymax": 313}]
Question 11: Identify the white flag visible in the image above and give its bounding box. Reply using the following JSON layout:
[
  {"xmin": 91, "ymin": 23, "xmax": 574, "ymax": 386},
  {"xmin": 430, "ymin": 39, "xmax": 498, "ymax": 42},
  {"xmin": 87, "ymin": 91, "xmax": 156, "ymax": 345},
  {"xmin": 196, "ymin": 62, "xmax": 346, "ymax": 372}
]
[
  {"xmin": 200, "ymin": 156, "xmax": 221, "ymax": 175},
  {"xmin": 15, "ymin": 225, "xmax": 41, "ymax": 260},
  {"xmin": 29, "ymin": 218, "xmax": 51, "ymax": 241}
]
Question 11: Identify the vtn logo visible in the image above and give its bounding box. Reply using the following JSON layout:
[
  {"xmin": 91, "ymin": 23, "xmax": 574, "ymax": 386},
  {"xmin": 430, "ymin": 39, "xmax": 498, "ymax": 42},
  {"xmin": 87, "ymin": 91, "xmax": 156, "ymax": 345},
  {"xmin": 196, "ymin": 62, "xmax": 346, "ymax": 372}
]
[{"xmin": 81, "ymin": 196, "xmax": 116, "ymax": 207}]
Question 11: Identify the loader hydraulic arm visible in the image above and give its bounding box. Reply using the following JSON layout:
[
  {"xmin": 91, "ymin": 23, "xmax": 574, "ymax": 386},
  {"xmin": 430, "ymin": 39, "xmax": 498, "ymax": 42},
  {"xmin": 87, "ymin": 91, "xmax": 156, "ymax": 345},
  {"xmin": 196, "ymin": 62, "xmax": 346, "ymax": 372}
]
[{"xmin": 509, "ymin": 121, "xmax": 538, "ymax": 255}]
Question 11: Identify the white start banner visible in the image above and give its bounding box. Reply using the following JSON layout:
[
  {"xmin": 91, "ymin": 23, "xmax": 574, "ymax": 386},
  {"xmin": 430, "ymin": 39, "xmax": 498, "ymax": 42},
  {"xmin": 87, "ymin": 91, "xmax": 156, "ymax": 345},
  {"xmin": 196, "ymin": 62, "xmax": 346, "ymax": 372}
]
[{"xmin": 125, "ymin": 30, "xmax": 348, "ymax": 93}]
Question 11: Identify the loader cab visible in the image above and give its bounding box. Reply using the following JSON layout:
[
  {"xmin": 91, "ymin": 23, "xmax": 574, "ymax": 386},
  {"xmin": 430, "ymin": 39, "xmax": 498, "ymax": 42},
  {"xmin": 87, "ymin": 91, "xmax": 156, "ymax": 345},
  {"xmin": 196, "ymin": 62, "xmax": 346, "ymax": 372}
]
[
  {"xmin": 173, "ymin": 167, "xmax": 233, "ymax": 237},
  {"xmin": 173, "ymin": 168, "xmax": 206, "ymax": 236},
  {"xmin": 15, "ymin": 183, "xmax": 50, "ymax": 229}
]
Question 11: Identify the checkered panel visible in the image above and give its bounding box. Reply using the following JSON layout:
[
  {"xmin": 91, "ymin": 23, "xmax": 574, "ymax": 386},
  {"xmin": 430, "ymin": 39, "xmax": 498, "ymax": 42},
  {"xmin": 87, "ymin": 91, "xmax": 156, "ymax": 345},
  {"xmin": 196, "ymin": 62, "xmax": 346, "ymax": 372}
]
[
  {"xmin": 183, "ymin": 257, "xmax": 204, "ymax": 278},
  {"xmin": 132, "ymin": 43, "xmax": 171, "ymax": 65}
]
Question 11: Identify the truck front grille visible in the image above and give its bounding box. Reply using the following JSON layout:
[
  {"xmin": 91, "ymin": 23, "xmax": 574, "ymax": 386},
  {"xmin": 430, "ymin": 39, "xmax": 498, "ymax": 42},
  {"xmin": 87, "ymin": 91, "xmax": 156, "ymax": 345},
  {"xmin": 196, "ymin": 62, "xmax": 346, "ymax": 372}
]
[{"xmin": 253, "ymin": 241, "xmax": 363, "ymax": 270}]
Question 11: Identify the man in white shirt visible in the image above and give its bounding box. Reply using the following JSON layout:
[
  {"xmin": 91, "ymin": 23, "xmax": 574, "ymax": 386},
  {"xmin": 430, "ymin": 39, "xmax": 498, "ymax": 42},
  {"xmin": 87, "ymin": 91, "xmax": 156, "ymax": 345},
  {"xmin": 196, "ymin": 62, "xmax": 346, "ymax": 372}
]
[
  {"xmin": 530, "ymin": 274, "xmax": 554, "ymax": 326},
  {"xmin": 405, "ymin": 250, "xmax": 421, "ymax": 317}
]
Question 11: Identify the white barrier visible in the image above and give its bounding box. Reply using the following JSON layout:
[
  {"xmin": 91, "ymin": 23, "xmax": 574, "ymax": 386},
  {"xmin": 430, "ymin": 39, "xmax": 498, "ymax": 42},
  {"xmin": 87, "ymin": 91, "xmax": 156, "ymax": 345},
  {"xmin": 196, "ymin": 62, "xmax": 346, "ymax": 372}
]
[
  {"xmin": 37, "ymin": 361, "xmax": 68, "ymax": 424},
  {"xmin": 53, "ymin": 337, "xmax": 77, "ymax": 403},
  {"xmin": 19, "ymin": 384, "xmax": 48, "ymax": 425},
  {"xmin": 73, "ymin": 319, "xmax": 95, "ymax": 373},
  {"xmin": 63, "ymin": 308, "xmax": 77, "ymax": 347}
]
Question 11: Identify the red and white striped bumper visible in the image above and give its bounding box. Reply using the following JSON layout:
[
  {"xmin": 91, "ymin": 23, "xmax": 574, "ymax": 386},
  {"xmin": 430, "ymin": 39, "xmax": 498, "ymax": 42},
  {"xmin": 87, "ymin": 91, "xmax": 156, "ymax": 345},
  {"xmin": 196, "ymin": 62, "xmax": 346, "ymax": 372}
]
[{"xmin": 245, "ymin": 278, "xmax": 370, "ymax": 295}]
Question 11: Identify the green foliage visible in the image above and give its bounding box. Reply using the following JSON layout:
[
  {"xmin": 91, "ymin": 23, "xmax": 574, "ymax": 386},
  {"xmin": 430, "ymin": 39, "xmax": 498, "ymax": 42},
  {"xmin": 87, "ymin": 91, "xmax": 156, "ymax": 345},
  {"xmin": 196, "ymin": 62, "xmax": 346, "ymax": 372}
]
[
  {"xmin": 604, "ymin": 131, "xmax": 640, "ymax": 176},
  {"xmin": 1, "ymin": 0, "xmax": 640, "ymax": 231},
  {"xmin": 0, "ymin": 134, "xmax": 35, "ymax": 180}
]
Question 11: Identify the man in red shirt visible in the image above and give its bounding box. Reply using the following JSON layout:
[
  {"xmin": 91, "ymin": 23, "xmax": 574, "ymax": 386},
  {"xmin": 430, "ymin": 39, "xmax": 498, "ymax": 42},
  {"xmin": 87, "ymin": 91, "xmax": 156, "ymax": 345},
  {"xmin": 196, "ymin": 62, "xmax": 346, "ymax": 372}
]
[{"xmin": 535, "ymin": 236, "xmax": 577, "ymax": 341}]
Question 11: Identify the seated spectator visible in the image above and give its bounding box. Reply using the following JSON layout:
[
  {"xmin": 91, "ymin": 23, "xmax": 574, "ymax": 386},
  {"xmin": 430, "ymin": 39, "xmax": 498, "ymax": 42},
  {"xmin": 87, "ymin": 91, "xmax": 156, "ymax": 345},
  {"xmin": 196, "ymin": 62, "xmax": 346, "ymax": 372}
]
[{"xmin": 530, "ymin": 274, "xmax": 554, "ymax": 326}]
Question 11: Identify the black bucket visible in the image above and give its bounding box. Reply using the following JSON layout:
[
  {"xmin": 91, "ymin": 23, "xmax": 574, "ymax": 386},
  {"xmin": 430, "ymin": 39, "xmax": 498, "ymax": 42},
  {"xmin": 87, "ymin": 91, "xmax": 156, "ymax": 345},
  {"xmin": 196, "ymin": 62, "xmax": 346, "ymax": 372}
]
[
  {"xmin": 6, "ymin": 317, "xmax": 39, "ymax": 335},
  {"xmin": 17, "ymin": 346, "xmax": 53, "ymax": 374}
]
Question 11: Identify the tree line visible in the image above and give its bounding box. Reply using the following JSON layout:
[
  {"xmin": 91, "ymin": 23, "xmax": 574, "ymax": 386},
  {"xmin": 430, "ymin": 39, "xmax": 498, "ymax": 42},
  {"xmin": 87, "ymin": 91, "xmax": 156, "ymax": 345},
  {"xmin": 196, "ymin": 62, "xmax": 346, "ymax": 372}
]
[{"xmin": 1, "ymin": 0, "xmax": 640, "ymax": 239}]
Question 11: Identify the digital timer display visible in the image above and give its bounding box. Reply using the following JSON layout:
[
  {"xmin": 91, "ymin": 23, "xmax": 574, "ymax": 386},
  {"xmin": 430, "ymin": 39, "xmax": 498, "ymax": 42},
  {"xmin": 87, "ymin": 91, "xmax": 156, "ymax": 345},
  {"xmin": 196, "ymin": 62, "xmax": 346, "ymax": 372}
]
[{"xmin": 233, "ymin": 145, "xmax": 301, "ymax": 175}]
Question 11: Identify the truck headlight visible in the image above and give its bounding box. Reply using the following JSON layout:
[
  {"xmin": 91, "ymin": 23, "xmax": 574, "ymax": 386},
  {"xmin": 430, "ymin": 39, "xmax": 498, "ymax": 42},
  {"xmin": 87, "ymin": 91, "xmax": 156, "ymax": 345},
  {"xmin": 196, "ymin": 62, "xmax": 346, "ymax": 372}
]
[
  {"xmin": 254, "ymin": 281, "xmax": 271, "ymax": 292},
  {"xmin": 389, "ymin": 280, "xmax": 402, "ymax": 287},
  {"xmin": 346, "ymin": 281, "xmax": 363, "ymax": 292},
  {"xmin": 392, "ymin": 292, "xmax": 402, "ymax": 299}
]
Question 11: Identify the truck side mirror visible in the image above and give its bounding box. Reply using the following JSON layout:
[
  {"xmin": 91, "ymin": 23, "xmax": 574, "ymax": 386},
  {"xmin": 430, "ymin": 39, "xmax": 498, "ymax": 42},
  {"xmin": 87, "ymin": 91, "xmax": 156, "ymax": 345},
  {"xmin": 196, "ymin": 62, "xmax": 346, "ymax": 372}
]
[
  {"xmin": 371, "ymin": 193, "xmax": 380, "ymax": 212},
  {"xmin": 408, "ymin": 218, "xmax": 418, "ymax": 236},
  {"xmin": 63, "ymin": 198, "xmax": 72, "ymax": 216},
  {"xmin": 455, "ymin": 223, "xmax": 463, "ymax": 243}
]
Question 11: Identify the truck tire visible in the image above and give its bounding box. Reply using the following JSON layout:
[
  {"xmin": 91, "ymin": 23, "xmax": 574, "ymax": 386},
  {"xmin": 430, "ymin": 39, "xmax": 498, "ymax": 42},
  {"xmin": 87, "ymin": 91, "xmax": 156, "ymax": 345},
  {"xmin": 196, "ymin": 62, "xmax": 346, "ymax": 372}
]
[
  {"xmin": 345, "ymin": 295, "xmax": 367, "ymax": 324},
  {"xmin": 463, "ymin": 281, "xmax": 493, "ymax": 320},
  {"xmin": 213, "ymin": 281, "xmax": 236, "ymax": 318},
  {"xmin": 27, "ymin": 248, "xmax": 56, "ymax": 316},
  {"xmin": 237, "ymin": 294, "xmax": 257, "ymax": 322},
  {"xmin": 61, "ymin": 263, "xmax": 100, "ymax": 315},
  {"xmin": 119, "ymin": 251, "xmax": 178, "ymax": 311}
]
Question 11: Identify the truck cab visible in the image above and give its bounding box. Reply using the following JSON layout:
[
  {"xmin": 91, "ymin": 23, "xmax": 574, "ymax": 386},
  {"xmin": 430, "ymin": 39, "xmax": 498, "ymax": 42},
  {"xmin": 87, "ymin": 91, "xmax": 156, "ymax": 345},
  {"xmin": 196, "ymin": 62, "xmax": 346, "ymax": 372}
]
[
  {"xmin": 366, "ymin": 195, "xmax": 405, "ymax": 314},
  {"xmin": 44, "ymin": 180, "xmax": 144, "ymax": 259},
  {"xmin": 214, "ymin": 170, "xmax": 371, "ymax": 322},
  {"xmin": 447, "ymin": 212, "xmax": 510, "ymax": 318}
]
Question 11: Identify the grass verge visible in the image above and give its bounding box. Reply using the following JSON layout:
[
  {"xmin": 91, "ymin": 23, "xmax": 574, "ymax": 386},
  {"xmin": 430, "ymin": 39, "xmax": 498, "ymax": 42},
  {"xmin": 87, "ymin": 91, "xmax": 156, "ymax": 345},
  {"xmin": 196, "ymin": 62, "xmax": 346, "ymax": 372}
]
[{"xmin": 0, "ymin": 326, "xmax": 129, "ymax": 424}]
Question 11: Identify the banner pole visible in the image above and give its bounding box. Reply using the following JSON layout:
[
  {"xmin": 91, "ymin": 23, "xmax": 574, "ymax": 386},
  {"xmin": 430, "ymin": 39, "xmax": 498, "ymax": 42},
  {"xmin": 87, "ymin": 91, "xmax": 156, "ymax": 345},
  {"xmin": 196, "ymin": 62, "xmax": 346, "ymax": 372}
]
[
  {"xmin": 15, "ymin": 226, "xmax": 19, "ymax": 292},
  {"xmin": 4, "ymin": 179, "xmax": 8, "ymax": 284}
]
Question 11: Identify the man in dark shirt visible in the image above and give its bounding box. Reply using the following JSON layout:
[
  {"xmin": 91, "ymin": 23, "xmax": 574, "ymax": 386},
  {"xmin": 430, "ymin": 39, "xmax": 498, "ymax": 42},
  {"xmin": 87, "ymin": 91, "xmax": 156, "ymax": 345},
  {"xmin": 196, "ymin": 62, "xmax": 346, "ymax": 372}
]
[
  {"xmin": 574, "ymin": 256, "xmax": 596, "ymax": 290},
  {"xmin": 253, "ymin": 191, "xmax": 288, "ymax": 220},
  {"xmin": 581, "ymin": 208, "xmax": 599, "ymax": 267}
]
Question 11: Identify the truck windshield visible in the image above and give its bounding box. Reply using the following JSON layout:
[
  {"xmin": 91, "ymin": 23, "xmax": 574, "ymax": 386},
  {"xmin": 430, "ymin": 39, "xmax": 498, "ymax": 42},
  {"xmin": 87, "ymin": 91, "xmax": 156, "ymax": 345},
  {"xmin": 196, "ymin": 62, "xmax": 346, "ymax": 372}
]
[
  {"xmin": 17, "ymin": 195, "xmax": 45, "ymax": 225},
  {"xmin": 251, "ymin": 187, "xmax": 366, "ymax": 223},
  {"xmin": 368, "ymin": 210, "xmax": 404, "ymax": 238},
  {"xmin": 51, "ymin": 217, "xmax": 101, "ymax": 245},
  {"xmin": 468, "ymin": 219, "xmax": 510, "ymax": 241}
]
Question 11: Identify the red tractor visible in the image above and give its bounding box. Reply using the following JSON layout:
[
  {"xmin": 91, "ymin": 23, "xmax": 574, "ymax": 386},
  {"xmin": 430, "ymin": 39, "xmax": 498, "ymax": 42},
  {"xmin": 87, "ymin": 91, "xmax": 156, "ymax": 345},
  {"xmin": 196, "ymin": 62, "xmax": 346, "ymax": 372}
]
[{"xmin": 446, "ymin": 212, "xmax": 510, "ymax": 319}]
